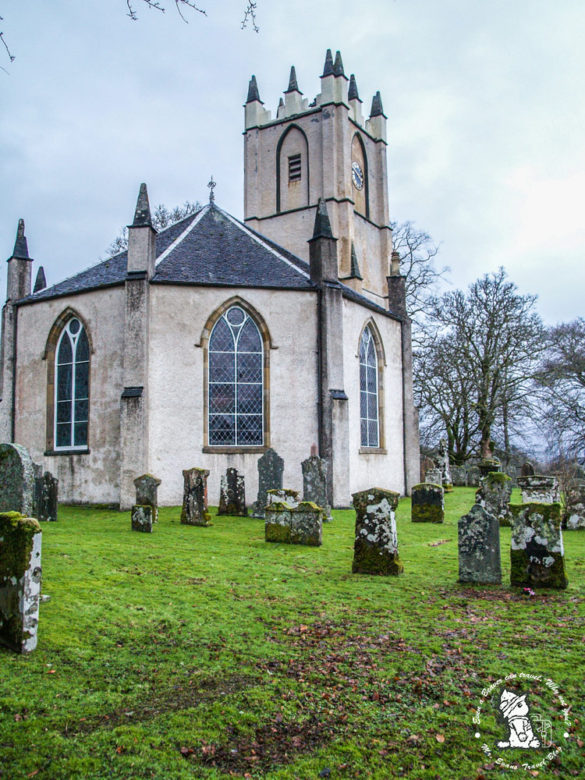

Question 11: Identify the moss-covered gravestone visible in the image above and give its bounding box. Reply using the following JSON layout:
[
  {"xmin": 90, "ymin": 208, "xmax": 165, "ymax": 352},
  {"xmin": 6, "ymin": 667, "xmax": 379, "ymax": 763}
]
[
  {"xmin": 131, "ymin": 505, "xmax": 154, "ymax": 533},
  {"xmin": 476, "ymin": 472, "xmax": 512, "ymax": 527},
  {"xmin": 0, "ymin": 443, "xmax": 35, "ymax": 516},
  {"xmin": 352, "ymin": 488, "xmax": 403, "ymax": 575},
  {"xmin": 411, "ymin": 483, "xmax": 444, "ymax": 523},
  {"xmin": 180, "ymin": 468, "xmax": 211, "ymax": 526},
  {"xmin": 458, "ymin": 505, "xmax": 501, "ymax": 584},
  {"xmin": 517, "ymin": 475, "xmax": 560, "ymax": 504},
  {"xmin": 265, "ymin": 501, "xmax": 323, "ymax": 546},
  {"xmin": 301, "ymin": 452, "xmax": 333, "ymax": 522},
  {"xmin": 267, "ymin": 488, "xmax": 299, "ymax": 507},
  {"xmin": 33, "ymin": 469, "xmax": 58, "ymax": 523},
  {"xmin": 564, "ymin": 483, "xmax": 585, "ymax": 530},
  {"xmin": 509, "ymin": 503, "xmax": 568, "ymax": 589},
  {"xmin": 134, "ymin": 474, "xmax": 161, "ymax": 523},
  {"xmin": 479, "ymin": 458, "xmax": 501, "ymax": 477},
  {"xmin": 252, "ymin": 448, "xmax": 284, "ymax": 519},
  {"xmin": 0, "ymin": 512, "xmax": 42, "ymax": 653},
  {"xmin": 218, "ymin": 468, "xmax": 247, "ymax": 516}
]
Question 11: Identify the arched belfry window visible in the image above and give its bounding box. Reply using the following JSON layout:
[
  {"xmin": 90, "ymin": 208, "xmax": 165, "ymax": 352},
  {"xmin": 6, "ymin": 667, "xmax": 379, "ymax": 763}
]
[
  {"xmin": 208, "ymin": 306, "xmax": 263, "ymax": 446},
  {"xmin": 359, "ymin": 325, "xmax": 379, "ymax": 448},
  {"xmin": 54, "ymin": 318, "xmax": 90, "ymax": 449}
]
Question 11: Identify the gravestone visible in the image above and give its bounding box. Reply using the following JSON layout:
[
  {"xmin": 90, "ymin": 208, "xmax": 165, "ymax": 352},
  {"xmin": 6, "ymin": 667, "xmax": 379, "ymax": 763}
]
[
  {"xmin": 458, "ymin": 504, "xmax": 501, "ymax": 584},
  {"xmin": 265, "ymin": 500, "xmax": 322, "ymax": 546},
  {"xmin": 411, "ymin": 483, "xmax": 444, "ymax": 523},
  {"xmin": 351, "ymin": 488, "xmax": 403, "ymax": 575},
  {"xmin": 267, "ymin": 488, "xmax": 299, "ymax": 507},
  {"xmin": 134, "ymin": 474, "xmax": 161, "ymax": 522},
  {"xmin": 218, "ymin": 468, "xmax": 247, "ymax": 516},
  {"xmin": 564, "ymin": 483, "xmax": 585, "ymax": 530},
  {"xmin": 509, "ymin": 503, "xmax": 567, "ymax": 589},
  {"xmin": 476, "ymin": 472, "xmax": 512, "ymax": 527},
  {"xmin": 180, "ymin": 468, "xmax": 211, "ymax": 526},
  {"xmin": 479, "ymin": 458, "xmax": 501, "ymax": 477},
  {"xmin": 437, "ymin": 438, "xmax": 453, "ymax": 488},
  {"xmin": 252, "ymin": 448, "xmax": 284, "ymax": 518},
  {"xmin": 451, "ymin": 465, "xmax": 468, "ymax": 487},
  {"xmin": 517, "ymin": 475, "xmax": 560, "ymax": 504},
  {"xmin": 33, "ymin": 469, "xmax": 58, "ymax": 523},
  {"xmin": 521, "ymin": 462, "xmax": 535, "ymax": 477},
  {"xmin": 467, "ymin": 465, "xmax": 481, "ymax": 487},
  {"xmin": 0, "ymin": 512, "xmax": 42, "ymax": 653},
  {"xmin": 420, "ymin": 455, "xmax": 435, "ymax": 483},
  {"xmin": 131, "ymin": 505, "xmax": 154, "ymax": 533},
  {"xmin": 425, "ymin": 468, "xmax": 443, "ymax": 486},
  {"xmin": 301, "ymin": 452, "xmax": 333, "ymax": 522},
  {"xmin": 0, "ymin": 443, "xmax": 35, "ymax": 516}
]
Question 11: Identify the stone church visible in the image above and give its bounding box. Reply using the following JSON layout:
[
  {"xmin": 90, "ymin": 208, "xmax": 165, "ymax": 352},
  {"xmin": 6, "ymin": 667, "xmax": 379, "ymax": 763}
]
[{"xmin": 0, "ymin": 50, "xmax": 419, "ymax": 509}]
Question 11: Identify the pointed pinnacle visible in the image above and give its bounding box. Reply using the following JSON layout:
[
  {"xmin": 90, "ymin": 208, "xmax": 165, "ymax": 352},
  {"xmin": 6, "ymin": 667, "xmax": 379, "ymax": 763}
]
[
  {"xmin": 246, "ymin": 74, "xmax": 262, "ymax": 104},
  {"xmin": 333, "ymin": 50, "xmax": 345, "ymax": 77},
  {"xmin": 350, "ymin": 243, "xmax": 363, "ymax": 279},
  {"xmin": 312, "ymin": 198, "xmax": 334, "ymax": 240},
  {"xmin": 34, "ymin": 266, "xmax": 47, "ymax": 293},
  {"xmin": 322, "ymin": 49, "xmax": 334, "ymax": 77},
  {"xmin": 285, "ymin": 65, "xmax": 302, "ymax": 94},
  {"xmin": 12, "ymin": 218, "xmax": 30, "ymax": 260},
  {"xmin": 370, "ymin": 90, "xmax": 385, "ymax": 117},
  {"xmin": 348, "ymin": 74, "xmax": 361, "ymax": 101},
  {"xmin": 132, "ymin": 183, "xmax": 153, "ymax": 228}
]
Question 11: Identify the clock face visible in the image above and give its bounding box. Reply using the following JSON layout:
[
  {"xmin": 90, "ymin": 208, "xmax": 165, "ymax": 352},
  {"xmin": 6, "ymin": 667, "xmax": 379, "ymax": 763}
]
[{"xmin": 352, "ymin": 161, "xmax": 364, "ymax": 191}]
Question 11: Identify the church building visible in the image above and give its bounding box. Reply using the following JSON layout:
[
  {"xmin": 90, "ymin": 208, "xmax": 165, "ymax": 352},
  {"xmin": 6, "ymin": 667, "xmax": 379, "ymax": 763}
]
[{"xmin": 0, "ymin": 50, "xmax": 419, "ymax": 509}]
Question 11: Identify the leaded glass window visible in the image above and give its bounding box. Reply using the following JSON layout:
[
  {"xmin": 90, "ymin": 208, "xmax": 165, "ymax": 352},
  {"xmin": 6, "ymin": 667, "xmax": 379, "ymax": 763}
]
[
  {"xmin": 209, "ymin": 306, "xmax": 263, "ymax": 446},
  {"xmin": 359, "ymin": 326, "xmax": 379, "ymax": 447},
  {"xmin": 55, "ymin": 318, "xmax": 89, "ymax": 449}
]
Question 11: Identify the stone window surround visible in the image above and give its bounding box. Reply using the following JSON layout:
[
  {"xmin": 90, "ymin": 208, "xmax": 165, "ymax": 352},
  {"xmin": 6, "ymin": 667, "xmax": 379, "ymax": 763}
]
[
  {"xmin": 43, "ymin": 307, "xmax": 94, "ymax": 456},
  {"xmin": 357, "ymin": 318, "xmax": 386, "ymax": 454},
  {"xmin": 276, "ymin": 123, "xmax": 310, "ymax": 214},
  {"xmin": 351, "ymin": 131, "xmax": 370, "ymax": 220},
  {"xmin": 198, "ymin": 296, "xmax": 273, "ymax": 454}
]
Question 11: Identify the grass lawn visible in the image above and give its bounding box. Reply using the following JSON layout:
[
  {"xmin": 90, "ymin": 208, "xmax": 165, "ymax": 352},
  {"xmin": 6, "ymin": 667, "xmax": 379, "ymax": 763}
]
[{"xmin": 1, "ymin": 488, "xmax": 584, "ymax": 779}]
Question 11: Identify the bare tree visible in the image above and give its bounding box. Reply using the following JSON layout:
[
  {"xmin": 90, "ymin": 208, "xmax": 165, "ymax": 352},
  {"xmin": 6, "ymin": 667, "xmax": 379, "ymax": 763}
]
[{"xmin": 107, "ymin": 200, "xmax": 201, "ymax": 256}]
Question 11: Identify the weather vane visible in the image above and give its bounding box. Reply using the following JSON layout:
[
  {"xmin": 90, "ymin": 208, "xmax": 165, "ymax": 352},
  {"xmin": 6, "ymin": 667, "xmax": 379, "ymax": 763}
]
[{"xmin": 207, "ymin": 175, "xmax": 216, "ymax": 202}]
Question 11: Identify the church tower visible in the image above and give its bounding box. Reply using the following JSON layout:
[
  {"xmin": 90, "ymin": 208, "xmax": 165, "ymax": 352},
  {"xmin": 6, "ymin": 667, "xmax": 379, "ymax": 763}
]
[{"xmin": 244, "ymin": 50, "xmax": 392, "ymax": 306}]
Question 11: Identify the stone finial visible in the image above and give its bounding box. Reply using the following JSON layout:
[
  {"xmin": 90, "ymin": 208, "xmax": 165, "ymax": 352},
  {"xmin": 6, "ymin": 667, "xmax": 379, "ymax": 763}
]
[
  {"xmin": 311, "ymin": 198, "xmax": 334, "ymax": 241},
  {"xmin": 246, "ymin": 74, "xmax": 262, "ymax": 103},
  {"xmin": 333, "ymin": 50, "xmax": 346, "ymax": 78},
  {"xmin": 285, "ymin": 65, "xmax": 302, "ymax": 94},
  {"xmin": 349, "ymin": 243, "xmax": 363, "ymax": 279},
  {"xmin": 132, "ymin": 183, "xmax": 153, "ymax": 228},
  {"xmin": 390, "ymin": 250, "xmax": 401, "ymax": 277},
  {"xmin": 33, "ymin": 266, "xmax": 47, "ymax": 293},
  {"xmin": 207, "ymin": 175, "xmax": 216, "ymax": 203},
  {"xmin": 310, "ymin": 442, "xmax": 318, "ymax": 457},
  {"xmin": 322, "ymin": 48, "xmax": 334, "ymax": 77},
  {"xmin": 11, "ymin": 219, "xmax": 30, "ymax": 261},
  {"xmin": 348, "ymin": 74, "xmax": 361, "ymax": 101},
  {"xmin": 370, "ymin": 91, "xmax": 385, "ymax": 118}
]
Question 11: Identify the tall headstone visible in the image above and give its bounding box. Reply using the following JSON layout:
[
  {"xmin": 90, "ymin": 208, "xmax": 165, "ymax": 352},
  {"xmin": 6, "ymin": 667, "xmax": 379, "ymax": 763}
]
[
  {"xmin": 0, "ymin": 443, "xmax": 35, "ymax": 516},
  {"xmin": 458, "ymin": 504, "xmax": 501, "ymax": 584},
  {"xmin": 252, "ymin": 448, "xmax": 284, "ymax": 518},
  {"xmin": 218, "ymin": 468, "xmax": 247, "ymax": 516},
  {"xmin": 475, "ymin": 472, "xmax": 512, "ymax": 527},
  {"xmin": 265, "ymin": 500, "xmax": 323, "ymax": 546},
  {"xmin": 564, "ymin": 483, "xmax": 585, "ymax": 530},
  {"xmin": 411, "ymin": 483, "xmax": 444, "ymax": 523},
  {"xmin": 0, "ymin": 512, "xmax": 42, "ymax": 653},
  {"xmin": 133, "ymin": 474, "xmax": 161, "ymax": 522},
  {"xmin": 33, "ymin": 469, "xmax": 58, "ymax": 523},
  {"xmin": 180, "ymin": 468, "xmax": 211, "ymax": 526},
  {"xmin": 517, "ymin": 475, "xmax": 559, "ymax": 504},
  {"xmin": 509, "ymin": 503, "xmax": 568, "ymax": 589},
  {"xmin": 301, "ymin": 453, "xmax": 333, "ymax": 521},
  {"xmin": 351, "ymin": 488, "xmax": 403, "ymax": 575}
]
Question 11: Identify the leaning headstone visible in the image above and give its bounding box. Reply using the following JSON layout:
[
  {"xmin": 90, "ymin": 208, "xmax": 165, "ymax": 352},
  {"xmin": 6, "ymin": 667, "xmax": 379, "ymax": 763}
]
[
  {"xmin": 301, "ymin": 451, "xmax": 333, "ymax": 522},
  {"xmin": 509, "ymin": 503, "xmax": 567, "ymax": 589},
  {"xmin": 564, "ymin": 483, "xmax": 585, "ymax": 530},
  {"xmin": 517, "ymin": 475, "xmax": 560, "ymax": 504},
  {"xmin": 425, "ymin": 468, "xmax": 443, "ymax": 486},
  {"xmin": 476, "ymin": 472, "xmax": 512, "ymax": 527},
  {"xmin": 131, "ymin": 505, "xmax": 154, "ymax": 533},
  {"xmin": 267, "ymin": 488, "xmax": 299, "ymax": 507},
  {"xmin": 351, "ymin": 488, "xmax": 403, "ymax": 575},
  {"xmin": 458, "ymin": 504, "xmax": 501, "ymax": 584},
  {"xmin": 0, "ymin": 443, "xmax": 35, "ymax": 516},
  {"xmin": 252, "ymin": 448, "xmax": 284, "ymax": 518},
  {"xmin": 180, "ymin": 468, "xmax": 211, "ymax": 526},
  {"xmin": 218, "ymin": 468, "xmax": 247, "ymax": 516},
  {"xmin": 479, "ymin": 458, "xmax": 501, "ymax": 477},
  {"xmin": 33, "ymin": 470, "xmax": 58, "ymax": 523},
  {"xmin": 521, "ymin": 462, "xmax": 535, "ymax": 477},
  {"xmin": 467, "ymin": 465, "xmax": 481, "ymax": 487},
  {"xmin": 134, "ymin": 474, "xmax": 161, "ymax": 522},
  {"xmin": 451, "ymin": 466, "xmax": 468, "ymax": 487},
  {"xmin": 265, "ymin": 500, "xmax": 323, "ymax": 546},
  {"xmin": 411, "ymin": 483, "xmax": 444, "ymax": 523},
  {"xmin": 0, "ymin": 512, "xmax": 42, "ymax": 653}
]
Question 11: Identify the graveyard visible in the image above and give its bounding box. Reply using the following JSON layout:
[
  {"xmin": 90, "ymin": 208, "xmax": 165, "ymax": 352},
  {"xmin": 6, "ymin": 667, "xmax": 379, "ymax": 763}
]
[{"xmin": 1, "ymin": 488, "xmax": 584, "ymax": 779}]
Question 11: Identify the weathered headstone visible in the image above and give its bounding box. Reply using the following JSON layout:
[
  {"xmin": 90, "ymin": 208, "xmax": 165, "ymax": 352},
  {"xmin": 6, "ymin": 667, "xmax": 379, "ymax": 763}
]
[
  {"xmin": 458, "ymin": 504, "xmax": 501, "ymax": 584},
  {"xmin": 564, "ymin": 483, "xmax": 585, "ymax": 530},
  {"xmin": 351, "ymin": 488, "xmax": 403, "ymax": 575},
  {"xmin": 218, "ymin": 468, "xmax": 247, "ymax": 516},
  {"xmin": 252, "ymin": 448, "xmax": 284, "ymax": 518},
  {"xmin": 467, "ymin": 465, "xmax": 481, "ymax": 487},
  {"xmin": 476, "ymin": 472, "xmax": 512, "ymax": 527},
  {"xmin": 521, "ymin": 462, "xmax": 535, "ymax": 477},
  {"xmin": 134, "ymin": 474, "xmax": 161, "ymax": 522},
  {"xmin": 420, "ymin": 455, "xmax": 435, "ymax": 483},
  {"xmin": 0, "ymin": 443, "xmax": 35, "ymax": 516},
  {"xmin": 33, "ymin": 469, "xmax": 58, "ymax": 523},
  {"xmin": 509, "ymin": 503, "xmax": 568, "ymax": 589},
  {"xmin": 267, "ymin": 488, "xmax": 299, "ymax": 507},
  {"xmin": 479, "ymin": 458, "xmax": 501, "ymax": 477},
  {"xmin": 131, "ymin": 505, "xmax": 154, "ymax": 533},
  {"xmin": 425, "ymin": 468, "xmax": 443, "ymax": 486},
  {"xmin": 451, "ymin": 465, "xmax": 468, "ymax": 487},
  {"xmin": 517, "ymin": 475, "xmax": 560, "ymax": 504},
  {"xmin": 265, "ymin": 500, "xmax": 323, "ymax": 546},
  {"xmin": 411, "ymin": 483, "xmax": 444, "ymax": 523},
  {"xmin": 180, "ymin": 468, "xmax": 211, "ymax": 526},
  {"xmin": 0, "ymin": 512, "xmax": 42, "ymax": 653},
  {"xmin": 301, "ymin": 453, "xmax": 333, "ymax": 522}
]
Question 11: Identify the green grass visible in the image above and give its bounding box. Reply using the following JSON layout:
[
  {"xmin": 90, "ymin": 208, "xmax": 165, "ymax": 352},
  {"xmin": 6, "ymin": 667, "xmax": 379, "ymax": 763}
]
[{"xmin": 1, "ymin": 488, "xmax": 584, "ymax": 779}]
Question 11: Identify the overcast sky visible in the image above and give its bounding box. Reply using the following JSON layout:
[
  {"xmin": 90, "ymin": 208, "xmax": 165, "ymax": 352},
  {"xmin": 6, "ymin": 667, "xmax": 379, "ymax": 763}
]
[{"xmin": 1, "ymin": 0, "xmax": 583, "ymax": 323}]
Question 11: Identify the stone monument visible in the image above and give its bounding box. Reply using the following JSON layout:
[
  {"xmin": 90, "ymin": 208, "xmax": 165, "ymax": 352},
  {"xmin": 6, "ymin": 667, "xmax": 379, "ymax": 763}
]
[
  {"xmin": 351, "ymin": 488, "xmax": 403, "ymax": 575},
  {"xmin": 217, "ymin": 468, "xmax": 247, "ymax": 516},
  {"xmin": 458, "ymin": 504, "xmax": 501, "ymax": 584},
  {"xmin": 181, "ymin": 468, "xmax": 211, "ymax": 526},
  {"xmin": 252, "ymin": 448, "xmax": 284, "ymax": 518}
]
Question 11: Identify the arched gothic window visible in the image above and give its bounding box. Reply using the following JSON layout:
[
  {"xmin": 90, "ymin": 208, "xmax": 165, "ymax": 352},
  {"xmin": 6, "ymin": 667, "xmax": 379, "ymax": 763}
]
[
  {"xmin": 208, "ymin": 305, "xmax": 263, "ymax": 446},
  {"xmin": 55, "ymin": 317, "xmax": 90, "ymax": 449},
  {"xmin": 359, "ymin": 325, "xmax": 379, "ymax": 448}
]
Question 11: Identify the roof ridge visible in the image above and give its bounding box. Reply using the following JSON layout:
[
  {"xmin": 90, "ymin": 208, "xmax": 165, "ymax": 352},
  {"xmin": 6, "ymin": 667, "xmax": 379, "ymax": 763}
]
[{"xmin": 154, "ymin": 205, "xmax": 210, "ymax": 268}]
